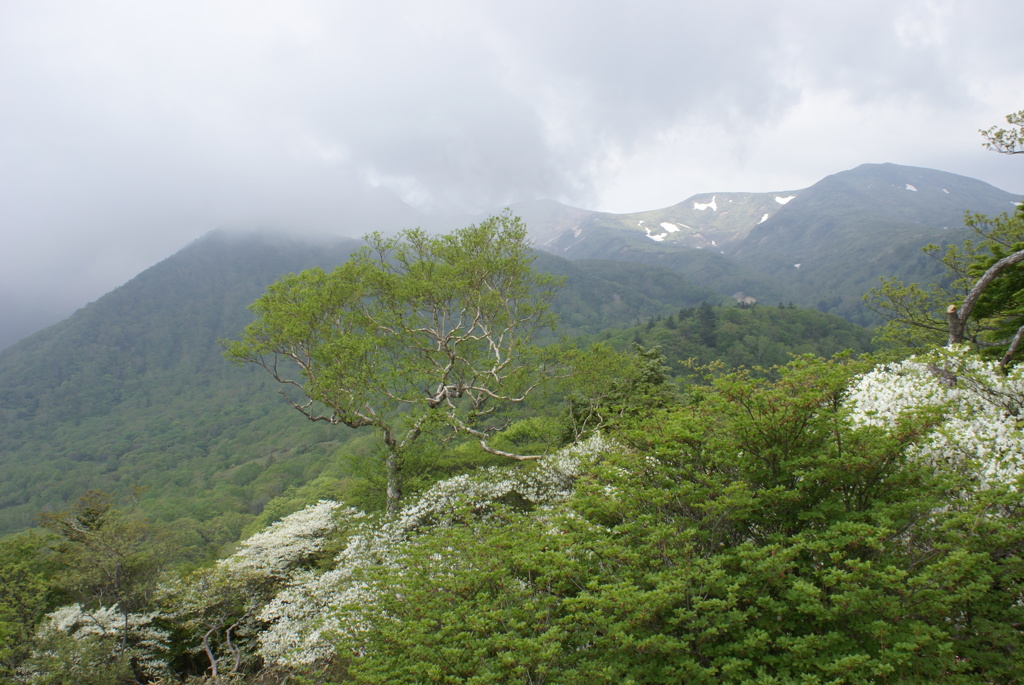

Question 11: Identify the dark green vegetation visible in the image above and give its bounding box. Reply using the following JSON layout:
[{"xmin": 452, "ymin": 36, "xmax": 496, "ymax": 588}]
[
  {"xmin": 341, "ymin": 357, "xmax": 1024, "ymax": 683},
  {"xmin": 597, "ymin": 300, "xmax": 874, "ymax": 373},
  {"xmin": 2, "ymin": 152, "xmax": 1023, "ymax": 681},
  {"xmin": 0, "ymin": 224, "xmax": 850, "ymax": 541}
]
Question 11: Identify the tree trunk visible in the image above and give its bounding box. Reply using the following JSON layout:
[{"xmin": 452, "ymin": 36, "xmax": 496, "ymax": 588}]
[{"xmin": 385, "ymin": 448, "xmax": 402, "ymax": 516}]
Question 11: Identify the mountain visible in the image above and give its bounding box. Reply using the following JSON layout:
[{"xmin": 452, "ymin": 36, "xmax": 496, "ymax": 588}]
[
  {"xmin": 0, "ymin": 184, "xmax": 472, "ymax": 353},
  {"xmin": 2, "ymin": 161, "xmax": 1016, "ymax": 541},
  {"xmin": 517, "ymin": 163, "xmax": 1021, "ymax": 321},
  {"xmin": 512, "ymin": 200, "xmax": 795, "ymax": 306},
  {"xmin": 731, "ymin": 163, "xmax": 1021, "ymax": 321},
  {"xmin": 0, "ymin": 230, "xmax": 366, "ymax": 540},
  {"xmin": 0, "ymin": 229, "xmax": 721, "ymax": 539}
]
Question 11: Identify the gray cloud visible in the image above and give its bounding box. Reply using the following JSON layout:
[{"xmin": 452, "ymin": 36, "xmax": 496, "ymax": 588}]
[{"xmin": 2, "ymin": 0, "xmax": 1023, "ymax": 348}]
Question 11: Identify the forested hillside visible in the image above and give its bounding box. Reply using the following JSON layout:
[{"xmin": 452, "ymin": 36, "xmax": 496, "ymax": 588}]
[
  {"xmin": 2, "ymin": 198, "xmax": 1023, "ymax": 682},
  {"xmin": 0, "ymin": 231, "xmax": 363, "ymax": 541},
  {"xmin": 596, "ymin": 301, "xmax": 874, "ymax": 372},
  {"xmin": 0, "ymin": 227, "xmax": 773, "ymax": 540}
]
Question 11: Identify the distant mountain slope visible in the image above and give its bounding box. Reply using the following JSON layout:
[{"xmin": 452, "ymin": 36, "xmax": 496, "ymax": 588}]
[
  {"xmin": 515, "ymin": 190, "xmax": 803, "ymax": 254},
  {"xmin": 732, "ymin": 163, "xmax": 1021, "ymax": 322},
  {"xmin": 0, "ymin": 228, "xmax": 717, "ymax": 538},
  {"xmin": 0, "ymin": 230, "xmax": 366, "ymax": 538},
  {"xmin": 514, "ymin": 200, "xmax": 794, "ymax": 306},
  {"xmin": 519, "ymin": 163, "xmax": 1021, "ymax": 321}
]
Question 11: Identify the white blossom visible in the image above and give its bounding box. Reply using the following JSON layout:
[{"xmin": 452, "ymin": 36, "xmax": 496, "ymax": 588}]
[
  {"xmin": 155, "ymin": 500, "xmax": 363, "ymax": 676},
  {"xmin": 846, "ymin": 345, "xmax": 1024, "ymax": 488},
  {"xmin": 256, "ymin": 433, "xmax": 617, "ymax": 668},
  {"xmin": 220, "ymin": 499, "xmax": 356, "ymax": 578},
  {"xmin": 30, "ymin": 603, "xmax": 170, "ymax": 677}
]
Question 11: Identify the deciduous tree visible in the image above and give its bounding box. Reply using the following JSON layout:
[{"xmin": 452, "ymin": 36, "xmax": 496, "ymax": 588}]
[
  {"xmin": 225, "ymin": 212, "xmax": 563, "ymax": 514},
  {"xmin": 981, "ymin": 108, "xmax": 1024, "ymax": 155}
]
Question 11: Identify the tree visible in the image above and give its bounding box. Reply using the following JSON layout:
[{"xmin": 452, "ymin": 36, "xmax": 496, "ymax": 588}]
[
  {"xmin": 867, "ymin": 204, "xmax": 1024, "ymax": 365},
  {"xmin": 225, "ymin": 212, "xmax": 563, "ymax": 514},
  {"xmin": 559, "ymin": 343, "xmax": 676, "ymax": 442},
  {"xmin": 0, "ymin": 532, "xmax": 63, "ymax": 678},
  {"xmin": 981, "ymin": 108, "xmax": 1024, "ymax": 155},
  {"xmin": 696, "ymin": 300, "xmax": 717, "ymax": 347},
  {"xmin": 867, "ymin": 110, "xmax": 1024, "ymax": 367},
  {"xmin": 38, "ymin": 490, "xmax": 171, "ymax": 654},
  {"xmin": 160, "ymin": 500, "xmax": 351, "ymax": 679}
]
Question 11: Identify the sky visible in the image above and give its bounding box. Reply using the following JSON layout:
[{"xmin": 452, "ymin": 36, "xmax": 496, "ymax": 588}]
[{"xmin": 2, "ymin": 0, "xmax": 1024, "ymax": 349}]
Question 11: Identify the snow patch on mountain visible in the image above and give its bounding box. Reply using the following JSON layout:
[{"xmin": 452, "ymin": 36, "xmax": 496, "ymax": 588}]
[
  {"xmin": 643, "ymin": 225, "xmax": 668, "ymax": 241},
  {"xmin": 759, "ymin": 213, "xmax": 769, "ymax": 224},
  {"xmin": 660, "ymin": 222, "xmax": 681, "ymax": 233},
  {"xmin": 694, "ymin": 196, "xmax": 718, "ymax": 211},
  {"xmin": 775, "ymin": 195, "xmax": 795, "ymax": 205},
  {"xmin": 906, "ymin": 184, "xmax": 918, "ymax": 191}
]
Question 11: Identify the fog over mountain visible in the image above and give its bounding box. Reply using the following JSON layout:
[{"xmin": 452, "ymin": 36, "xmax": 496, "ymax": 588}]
[{"xmin": 2, "ymin": 1, "xmax": 1023, "ymax": 349}]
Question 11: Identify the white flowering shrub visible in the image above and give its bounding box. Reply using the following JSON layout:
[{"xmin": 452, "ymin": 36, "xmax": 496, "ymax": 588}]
[
  {"xmin": 219, "ymin": 499, "xmax": 354, "ymax": 578},
  {"xmin": 159, "ymin": 500, "xmax": 360, "ymax": 677},
  {"xmin": 256, "ymin": 434, "xmax": 615, "ymax": 669},
  {"xmin": 20, "ymin": 603, "xmax": 169, "ymax": 683},
  {"xmin": 846, "ymin": 345, "xmax": 1024, "ymax": 488}
]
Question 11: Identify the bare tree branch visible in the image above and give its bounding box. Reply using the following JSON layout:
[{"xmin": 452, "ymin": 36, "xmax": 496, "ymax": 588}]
[{"xmin": 947, "ymin": 247, "xmax": 1024, "ymax": 345}]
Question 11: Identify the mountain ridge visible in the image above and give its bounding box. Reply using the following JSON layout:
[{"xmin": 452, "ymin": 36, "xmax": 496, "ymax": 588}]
[
  {"xmin": 4, "ymin": 162, "xmax": 1019, "ymax": 350},
  {"xmin": 0, "ymin": 161, "xmax": 1019, "ymax": 539},
  {"xmin": 512, "ymin": 162, "xmax": 1020, "ymax": 322}
]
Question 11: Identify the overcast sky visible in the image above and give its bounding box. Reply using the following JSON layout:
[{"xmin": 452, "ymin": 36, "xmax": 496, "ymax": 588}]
[{"xmin": 2, "ymin": 0, "xmax": 1023, "ymax": 348}]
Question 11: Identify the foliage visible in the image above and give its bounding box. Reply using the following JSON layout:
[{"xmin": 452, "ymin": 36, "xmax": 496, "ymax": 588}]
[
  {"xmin": 598, "ymin": 302, "xmax": 875, "ymax": 375},
  {"xmin": 0, "ymin": 533, "xmax": 62, "ymax": 679},
  {"xmin": 225, "ymin": 213, "xmax": 563, "ymax": 514},
  {"xmin": 867, "ymin": 204, "xmax": 1024, "ymax": 366},
  {"xmin": 320, "ymin": 354, "xmax": 1024, "ymax": 683},
  {"xmin": 18, "ymin": 603, "xmax": 170, "ymax": 684},
  {"xmin": 558, "ymin": 343, "xmax": 677, "ymax": 441},
  {"xmin": 981, "ymin": 109, "xmax": 1024, "ymax": 155},
  {"xmin": 38, "ymin": 491, "xmax": 173, "ymax": 641}
]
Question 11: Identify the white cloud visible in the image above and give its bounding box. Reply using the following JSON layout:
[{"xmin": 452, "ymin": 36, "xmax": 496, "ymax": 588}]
[{"xmin": 1, "ymin": 0, "xmax": 1023, "ymax": 346}]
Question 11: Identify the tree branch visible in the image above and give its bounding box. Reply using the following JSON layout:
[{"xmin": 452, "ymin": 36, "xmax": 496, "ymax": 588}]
[
  {"xmin": 1000, "ymin": 323, "xmax": 1024, "ymax": 370},
  {"xmin": 947, "ymin": 247, "xmax": 1024, "ymax": 345}
]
